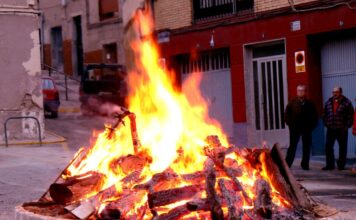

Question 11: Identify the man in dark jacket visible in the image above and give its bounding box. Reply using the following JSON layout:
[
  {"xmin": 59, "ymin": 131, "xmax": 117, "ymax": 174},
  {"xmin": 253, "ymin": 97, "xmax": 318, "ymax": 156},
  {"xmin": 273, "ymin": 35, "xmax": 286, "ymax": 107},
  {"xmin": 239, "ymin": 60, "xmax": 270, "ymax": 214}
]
[
  {"xmin": 322, "ymin": 86, "xmax": 354, "ymax": 170},
  {"xmin": 285, "ymin": 85, "xmax": 318, "ymax": 170}
]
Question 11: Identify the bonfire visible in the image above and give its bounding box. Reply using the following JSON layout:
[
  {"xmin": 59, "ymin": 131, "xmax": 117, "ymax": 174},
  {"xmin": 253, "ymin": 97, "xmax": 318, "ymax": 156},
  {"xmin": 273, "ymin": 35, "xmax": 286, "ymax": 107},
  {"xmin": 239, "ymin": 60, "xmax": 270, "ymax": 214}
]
[{"xmin": 20, "ymin": 6, "xmax": 334, "ymax": 220}]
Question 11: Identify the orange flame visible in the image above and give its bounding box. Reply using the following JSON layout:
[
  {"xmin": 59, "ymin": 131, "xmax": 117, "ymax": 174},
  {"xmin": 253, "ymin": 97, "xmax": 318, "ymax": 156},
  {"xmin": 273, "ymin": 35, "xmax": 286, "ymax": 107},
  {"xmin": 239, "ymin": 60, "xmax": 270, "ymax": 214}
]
[{"xmin": 64, "ymin": 8, "xmax": 291, "ymax": 217}]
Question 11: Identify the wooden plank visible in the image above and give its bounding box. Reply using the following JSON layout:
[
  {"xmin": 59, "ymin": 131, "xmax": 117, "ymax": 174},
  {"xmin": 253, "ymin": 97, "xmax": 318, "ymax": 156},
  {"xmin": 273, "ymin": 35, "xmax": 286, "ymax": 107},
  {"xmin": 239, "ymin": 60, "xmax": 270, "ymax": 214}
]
[{"xmin": 270, "ymin": 144, "xmax": 312, "ymax": 209}]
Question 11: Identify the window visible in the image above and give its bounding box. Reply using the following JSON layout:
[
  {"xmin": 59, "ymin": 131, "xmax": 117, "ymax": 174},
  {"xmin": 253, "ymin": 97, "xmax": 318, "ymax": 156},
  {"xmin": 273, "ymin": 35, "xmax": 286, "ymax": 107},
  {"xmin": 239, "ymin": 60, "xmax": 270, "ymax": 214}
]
[
  {"xmin": 42, "ymin": 79, "xmax": 55, "ymax": 90},
  {"xmin": 99, "ymin": 0, "xmax": 119, "ymax": 20},
  {"xmin": 193, "ymin": 0, "xmax": 254, "ymax": 21},
  {"xmin": 103, "ymin": 43, "xmax": 117, "ymax": 64},
  {"xmin": 177, "ymin": 48, "xmax": 230, "ymax": 75}
]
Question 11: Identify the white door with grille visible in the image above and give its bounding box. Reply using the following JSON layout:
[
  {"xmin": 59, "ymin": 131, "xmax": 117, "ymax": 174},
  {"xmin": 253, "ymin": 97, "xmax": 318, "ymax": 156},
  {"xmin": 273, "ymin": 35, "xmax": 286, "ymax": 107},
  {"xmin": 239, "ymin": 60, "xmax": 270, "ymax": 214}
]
[
  {"xmin": 252, "ymin": 55, "xmax": 289, "ymax": 146},
  {"xmin": 321, "ymin": 37, "xmax": 356, "ymax": 158},
  {"xmin": 179, "ymin": 50, "xmax": 234, "ymax": 139}
]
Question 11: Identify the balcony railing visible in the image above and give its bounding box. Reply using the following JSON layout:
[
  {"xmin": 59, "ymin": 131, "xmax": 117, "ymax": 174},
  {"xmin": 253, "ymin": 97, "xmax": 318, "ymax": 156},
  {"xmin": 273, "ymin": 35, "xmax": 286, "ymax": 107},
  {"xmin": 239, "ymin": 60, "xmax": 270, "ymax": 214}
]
[{"xmin": 193, "ymin": 0, "xmax": 254, "ymax": 21}]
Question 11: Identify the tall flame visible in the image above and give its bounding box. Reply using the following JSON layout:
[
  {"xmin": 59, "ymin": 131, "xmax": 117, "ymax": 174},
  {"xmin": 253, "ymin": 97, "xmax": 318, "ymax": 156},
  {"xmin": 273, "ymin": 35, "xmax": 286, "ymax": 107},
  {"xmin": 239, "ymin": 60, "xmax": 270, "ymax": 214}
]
[
  {"xmin": 66, "ymin": 8, "xmax": 227, "ymax": 191},
  {"xmin": 64, "ymin": 8, "xmax": 291, "ymax": 216}
]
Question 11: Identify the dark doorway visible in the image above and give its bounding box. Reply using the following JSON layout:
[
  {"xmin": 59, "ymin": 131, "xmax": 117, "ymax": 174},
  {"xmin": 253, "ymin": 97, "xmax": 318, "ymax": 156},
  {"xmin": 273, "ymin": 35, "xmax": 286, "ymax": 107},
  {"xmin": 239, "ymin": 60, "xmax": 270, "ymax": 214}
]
[
  {"xmin": 73, "ymin": 16, "xmax": 84, "ymax": 76},
  {"xmin": 51, "ymin": 26, "xmax": 63, "ymax": 71}
]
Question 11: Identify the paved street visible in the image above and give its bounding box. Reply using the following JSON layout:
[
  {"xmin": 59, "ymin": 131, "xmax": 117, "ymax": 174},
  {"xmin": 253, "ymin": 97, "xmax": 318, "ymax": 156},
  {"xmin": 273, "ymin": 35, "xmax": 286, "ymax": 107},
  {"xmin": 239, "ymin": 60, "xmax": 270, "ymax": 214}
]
[
  {"xmin": 0, "ymin": 113, "xmax": 107, "ymax": 219},
  {"xmin": 0, "ymin": 111, "xmax": 355, "ymax": 219},
  {"xmin": 45, "ymin": 113, "xmax": 107, "ymax": 152}
]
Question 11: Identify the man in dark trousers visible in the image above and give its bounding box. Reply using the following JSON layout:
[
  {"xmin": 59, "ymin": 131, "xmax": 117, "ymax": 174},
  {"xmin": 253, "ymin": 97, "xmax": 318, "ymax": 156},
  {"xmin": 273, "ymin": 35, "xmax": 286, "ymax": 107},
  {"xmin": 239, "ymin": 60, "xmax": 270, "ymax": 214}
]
[
  {"xmin": 322, "ymin": 86, "xmax": 354, "ymax": 170},
  {"xmin": 285, "ymin": 85, "xmax": 318, "ymax": 170}
]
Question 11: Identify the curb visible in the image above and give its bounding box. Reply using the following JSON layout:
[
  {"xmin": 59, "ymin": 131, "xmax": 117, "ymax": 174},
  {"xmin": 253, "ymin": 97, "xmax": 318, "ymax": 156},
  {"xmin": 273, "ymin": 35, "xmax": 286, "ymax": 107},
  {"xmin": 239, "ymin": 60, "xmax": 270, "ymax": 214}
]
[
  {"xmin": 58, "ymin": 107, "xmax": 81, "ymax": 113},
  {"xmin": 0, "ymin": 130, "xmax": 67, "ymax": 147}
]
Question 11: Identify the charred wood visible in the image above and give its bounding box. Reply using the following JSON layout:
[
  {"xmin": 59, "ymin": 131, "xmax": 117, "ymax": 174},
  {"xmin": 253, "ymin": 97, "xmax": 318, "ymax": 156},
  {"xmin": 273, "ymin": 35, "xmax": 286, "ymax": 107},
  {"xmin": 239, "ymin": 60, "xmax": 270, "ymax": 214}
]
[
  {"xmin": 154, "ymin": 205, "xmax": 190, "ymax": 220},
  {"xmin": 49, "ymin": 172, "xmax": 103, "ymax": 205},
  {"xmin": 134, "ymin": 170, "xmax": 178, "ymax": 192},
  {"xmin": 254, "ymin": 179, "xmax": 272, "ymax": 219},
  {"xmin": 218, "ymin": 179, "xmax": 241, "ymax": 220},
  {"xmin": 186, "ymin": 199, "xmax": 210, "ymax": 211},
  {"xmin": 148, "ymin": 184, "xmax": 203, "ymax": 208},
  {"xmin": 204, "ymin": 159, "xmax": 224, "ymax": 220}
]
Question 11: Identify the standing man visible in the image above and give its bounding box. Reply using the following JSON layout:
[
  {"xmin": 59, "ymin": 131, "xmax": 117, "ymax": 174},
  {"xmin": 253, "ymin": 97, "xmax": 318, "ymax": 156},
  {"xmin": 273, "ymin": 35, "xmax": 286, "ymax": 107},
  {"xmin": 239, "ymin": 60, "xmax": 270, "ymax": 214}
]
[
  {"xmin": 353, "ymin": 102, "xmax": 356, "ymax": 136},
  {"xmin": 285, "ymin": 85, "xmax": 318, "ymax": 170},
  {"xmin": 322, "ymin": 86, "xmax": 354, "ymax": 170}
]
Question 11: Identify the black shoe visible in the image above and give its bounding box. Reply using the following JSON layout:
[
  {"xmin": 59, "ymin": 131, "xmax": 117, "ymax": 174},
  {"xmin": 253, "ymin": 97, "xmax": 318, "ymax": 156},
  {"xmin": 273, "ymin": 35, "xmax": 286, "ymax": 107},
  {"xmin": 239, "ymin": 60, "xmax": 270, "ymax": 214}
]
[
  {"xmin": 338, "ymin": 167, "xmax": 346, "ymax": 170},
  {"xmin": 322, "ymin": 166, "xmax": 335, "ymax": 171}
]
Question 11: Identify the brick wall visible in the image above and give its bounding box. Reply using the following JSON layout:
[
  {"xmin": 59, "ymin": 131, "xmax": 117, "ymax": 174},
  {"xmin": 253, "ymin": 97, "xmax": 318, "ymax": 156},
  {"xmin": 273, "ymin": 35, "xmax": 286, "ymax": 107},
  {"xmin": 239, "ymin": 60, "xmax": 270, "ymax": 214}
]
[
  {"xmin": 154, "ymin": 0, "xmax": 318, "ymax": 30},
  {"xmin": 154, "ymin": 0, "xmax": 192, "ymax": 30},
  {"xmin": 255, "ymin": 0, "xmax": 315, "ymax": 12}
]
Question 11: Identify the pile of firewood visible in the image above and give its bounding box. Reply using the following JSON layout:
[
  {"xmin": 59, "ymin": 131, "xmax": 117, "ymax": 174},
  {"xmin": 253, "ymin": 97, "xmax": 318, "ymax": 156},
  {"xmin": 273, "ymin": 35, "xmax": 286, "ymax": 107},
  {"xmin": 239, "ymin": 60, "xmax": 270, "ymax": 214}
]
[
  {"xmin": 22, "ymin": 111, "xmax": 337, "ymax": 219},
  {"xmin": 23, "ymin": 139, "xmax": 323, "ymax": 220}
]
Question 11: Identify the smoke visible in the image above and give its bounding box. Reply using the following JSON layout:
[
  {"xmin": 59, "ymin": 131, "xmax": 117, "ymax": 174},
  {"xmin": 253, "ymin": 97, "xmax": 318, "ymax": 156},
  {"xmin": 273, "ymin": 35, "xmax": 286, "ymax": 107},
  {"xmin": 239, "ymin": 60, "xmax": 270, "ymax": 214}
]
[{"xmin": 98, "ymin": 103, "xmax": 125, "ymax": 116}]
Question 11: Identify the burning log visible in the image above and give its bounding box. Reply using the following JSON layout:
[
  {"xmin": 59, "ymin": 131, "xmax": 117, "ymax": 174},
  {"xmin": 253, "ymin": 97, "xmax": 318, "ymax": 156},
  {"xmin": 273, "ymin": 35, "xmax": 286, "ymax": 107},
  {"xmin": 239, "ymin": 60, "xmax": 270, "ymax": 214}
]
[
  {"xmin": 134, "ymin": 170, "xmax": 179, "ymax": 192},
  {"xmin": 204, "ymin": 141, "xmax": 252, "ymax": 205},
  {"xmin": 39, "ymin": 148, "xmax": 88, "ymax": 202},
  {"xmin": 128, "ymin": 112, "xmax": 141, "ymax": 154},
  {"xmin": 154, "ymin": 205, "xmax": 190, "ymax": 220},
  {"xmin": 218, "ymin": 179, "xmax": 242, "ymax": 220},
  {"xmin": 254, "ymin": 179, "xmax": 272, "ymax": 219},
  {"xmin": 108, "ymin": 109, "xmax": 141, "ymax": 154},
  {"xmin": 224, "ymin": 167, "xmax": 252, "ymax": 205},
  {"xmin": 270, "ymin": 144, "xmax": 312, "ymax": 210},
  {"xmin": 155, "ymin": 198, "xmax": 214, "ymax": 220},
  {"xmin": 186, "ymin": 199, "xmax": 210, "ymax": 211},
  {"xmin": 260, "ymin": 150, "xmax": 297, "ymax": 207},
  {"xmin": 122, "ymin": 169, "xmax": 143, "ymax": 185},
  {"xmin": 181, "ymin": 171, "xmax": 205, "ymax": 182},
  {"xmin": 148, "ymin": 184, "xmax": 204, "ymax": 208},
  {"xmin": 96, "ymin": 207, "xmax": 121, "ymax": 220},
  {"xmin": 99, "ymin": 190, "xmax": 147, "ymax": 219},
  {"xmin": 111, "ymin": 154, "xmax": 147, "ymax": 175},
  {"xmin": 49, "ymin": 171, "xmax": 103, "ymax": 205},
  {"xmin": 204, "ymin": 159, "xmax": 224, "ymax": 220}
]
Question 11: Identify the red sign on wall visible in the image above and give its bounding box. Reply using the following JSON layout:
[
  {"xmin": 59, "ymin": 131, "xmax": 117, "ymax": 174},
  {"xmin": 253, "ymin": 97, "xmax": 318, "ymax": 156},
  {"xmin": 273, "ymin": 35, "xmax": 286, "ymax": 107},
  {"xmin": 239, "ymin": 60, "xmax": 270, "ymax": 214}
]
[{"xmin": 295, "ymin": 51, "xmax": 306, "ymax": 73}]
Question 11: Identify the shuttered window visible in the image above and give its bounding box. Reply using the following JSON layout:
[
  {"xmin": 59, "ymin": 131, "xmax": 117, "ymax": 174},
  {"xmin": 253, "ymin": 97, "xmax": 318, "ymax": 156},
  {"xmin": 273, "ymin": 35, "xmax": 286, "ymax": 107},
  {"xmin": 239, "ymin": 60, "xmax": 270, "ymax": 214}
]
[
  {"xmin": 178, "ymin": 49, "xmax": 230, "ymax": 75},
  {"xmin": 99, "ymin": 0, "xmax": 119, "ymax": 20}
]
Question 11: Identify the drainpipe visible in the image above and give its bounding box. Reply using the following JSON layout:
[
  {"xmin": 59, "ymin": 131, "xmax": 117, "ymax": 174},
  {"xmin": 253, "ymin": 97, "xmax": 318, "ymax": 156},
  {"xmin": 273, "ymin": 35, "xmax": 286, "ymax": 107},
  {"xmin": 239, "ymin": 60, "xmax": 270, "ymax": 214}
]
[{"xmin": 39, "ymin": 10, "xmax": 45, "ymax": 68}]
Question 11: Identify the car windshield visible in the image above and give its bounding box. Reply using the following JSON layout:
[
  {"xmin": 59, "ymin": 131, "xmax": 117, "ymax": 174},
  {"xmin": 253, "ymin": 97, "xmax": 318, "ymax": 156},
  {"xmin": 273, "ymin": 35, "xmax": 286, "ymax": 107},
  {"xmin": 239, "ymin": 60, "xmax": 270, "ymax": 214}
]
[
  {"xmin": 87, "ymin": 67, "xmax": 123, "ymax": 81},
  {"xmin": 42, "ymin": 79, "xmax": 55, "ymax": 89}
]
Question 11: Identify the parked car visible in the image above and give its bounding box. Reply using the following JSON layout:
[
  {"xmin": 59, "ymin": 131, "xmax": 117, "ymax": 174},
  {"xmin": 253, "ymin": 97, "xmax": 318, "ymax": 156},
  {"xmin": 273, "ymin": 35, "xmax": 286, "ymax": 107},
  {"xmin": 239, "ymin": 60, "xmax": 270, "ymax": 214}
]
[
  {"xmin": 42, "ymin": 77, "xmax": 60, "ymax": 118},
  {"xmin": 80, "ymin": 63, "xmax": 127, "ymax": 116}
]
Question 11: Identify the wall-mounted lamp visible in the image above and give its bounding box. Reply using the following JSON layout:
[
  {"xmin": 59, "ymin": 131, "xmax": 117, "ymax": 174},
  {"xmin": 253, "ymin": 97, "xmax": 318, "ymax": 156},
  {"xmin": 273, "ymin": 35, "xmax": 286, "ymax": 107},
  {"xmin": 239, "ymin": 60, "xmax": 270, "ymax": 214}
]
[{"xmin": 210, "ymin": 30, "xmax": 215, "ymax": 48}]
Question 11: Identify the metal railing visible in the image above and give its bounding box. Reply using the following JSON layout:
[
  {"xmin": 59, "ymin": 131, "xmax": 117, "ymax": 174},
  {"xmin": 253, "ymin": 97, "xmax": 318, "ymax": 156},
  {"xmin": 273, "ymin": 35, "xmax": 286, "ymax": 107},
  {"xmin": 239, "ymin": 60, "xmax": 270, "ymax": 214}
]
[
  {"xmin": 193, "ymin": 0, "xmax": 254, "ymax": 21},
  {"xmin": 4, "ymin": 116, "xmax": 42, "ymax": 147}
]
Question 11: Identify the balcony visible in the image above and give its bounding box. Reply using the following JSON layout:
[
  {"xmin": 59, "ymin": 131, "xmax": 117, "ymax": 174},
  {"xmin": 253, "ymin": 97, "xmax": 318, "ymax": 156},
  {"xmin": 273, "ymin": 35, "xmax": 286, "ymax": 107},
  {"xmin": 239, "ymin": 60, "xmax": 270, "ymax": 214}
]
[{"xmin": 193, "ymin": 0, "xmax": 254, "ymax": 22}]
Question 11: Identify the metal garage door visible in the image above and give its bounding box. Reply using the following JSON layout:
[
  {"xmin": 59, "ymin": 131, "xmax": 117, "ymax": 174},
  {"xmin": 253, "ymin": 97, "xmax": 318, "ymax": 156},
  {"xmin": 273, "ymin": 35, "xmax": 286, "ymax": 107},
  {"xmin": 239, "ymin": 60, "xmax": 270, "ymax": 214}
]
[
  {"xmin": 179, "ymin": 49, "xmax": 234, "ymax": 139},
  {"xmin": 321, "ymin": 37, "xmax": 356, "ymax": 157}
]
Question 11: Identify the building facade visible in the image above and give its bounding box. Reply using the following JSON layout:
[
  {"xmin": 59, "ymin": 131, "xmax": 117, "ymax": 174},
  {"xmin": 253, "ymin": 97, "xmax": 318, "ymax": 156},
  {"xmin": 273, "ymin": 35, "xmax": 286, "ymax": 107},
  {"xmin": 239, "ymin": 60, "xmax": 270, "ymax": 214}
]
[
  {"xmin": 0, "ymin": 0, "xmax": 44, "ymax": 141},
  {"xmin": 153, "ymin": 0, "xmax": 356, "ymax": 157},
  {"xmin": 39, "ymin": 0, "xmax": 125, "ymax": 76}
]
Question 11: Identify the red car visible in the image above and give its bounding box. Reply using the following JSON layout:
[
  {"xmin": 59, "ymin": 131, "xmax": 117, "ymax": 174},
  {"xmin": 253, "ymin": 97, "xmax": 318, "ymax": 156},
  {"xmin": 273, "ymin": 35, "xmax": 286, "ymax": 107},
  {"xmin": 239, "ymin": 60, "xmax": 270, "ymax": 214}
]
[{"xmin": 42, "ymin": 77, "xmax": 60, "ymax": 118}]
